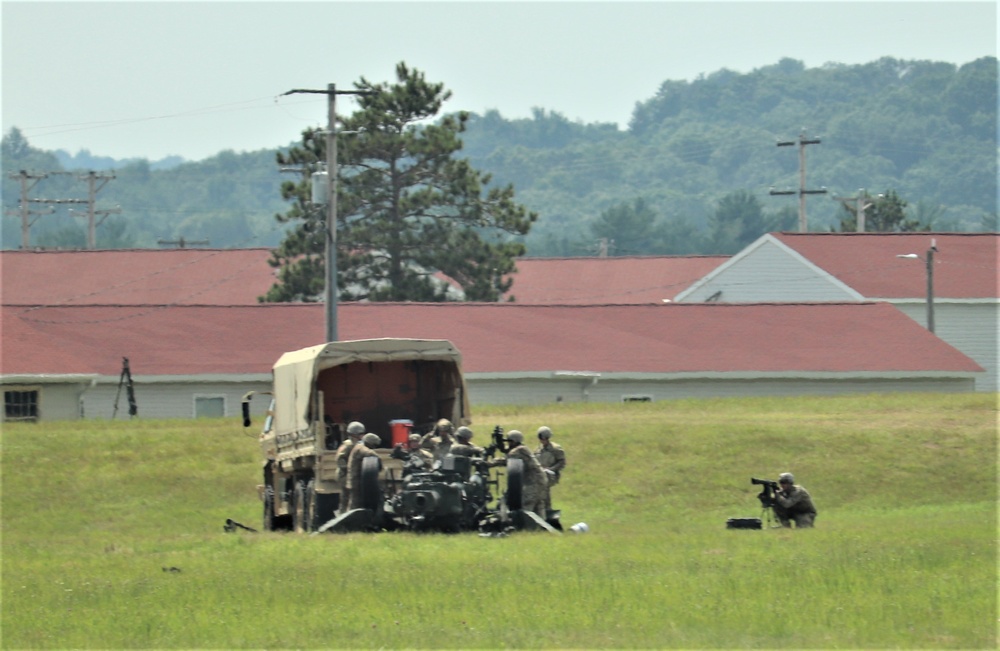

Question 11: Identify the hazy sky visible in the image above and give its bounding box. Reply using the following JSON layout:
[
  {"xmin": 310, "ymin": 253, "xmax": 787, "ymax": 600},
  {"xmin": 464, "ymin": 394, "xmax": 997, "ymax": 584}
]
[{"xmin": 2, "ymin": 1, "xmax": 996, "ymax": 162}]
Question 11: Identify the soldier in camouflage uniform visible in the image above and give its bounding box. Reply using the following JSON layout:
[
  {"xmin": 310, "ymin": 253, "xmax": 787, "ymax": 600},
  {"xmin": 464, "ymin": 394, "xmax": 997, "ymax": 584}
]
[
  {"xmin": 421, "ymin": 418, "xmax": 455, "ymax": 462},
  {"xmin": 404, "ymin": 432, "xmax": 434, "ymax": 471},
  {"xmin": 448, "ymin": 426, "xmax": 486, "ymax": 458},
  {"xmin": 504, "ymin": 430, "xmax": 548, "ymax": 518},
  {"xmin": 534, "ymin": 426, "xmax": 566, "ymax": 511},
  {"xmin": 346, "ymin": 433, "xmax": 382, "ymax": 511},
  {"xmin": 335, "ymin": 421, "xmax": 365, "ymax": 514},
  {"xmin": 772, "ymin": 472, "xmax": 817, "ymax": 528}
]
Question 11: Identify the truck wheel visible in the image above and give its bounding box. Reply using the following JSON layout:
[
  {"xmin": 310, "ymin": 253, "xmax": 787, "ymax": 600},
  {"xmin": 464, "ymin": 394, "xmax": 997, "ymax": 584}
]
[
  {"xmin": 359, "ymin": 456, "xmax": 382, "ymax": 512},
  {"xmin": 506, "ymin": 458, "xmax": 524, "ymax": 511},
  {"xmin": 263, "ymin": 486, "xmax": 275, "ymax": 531}
]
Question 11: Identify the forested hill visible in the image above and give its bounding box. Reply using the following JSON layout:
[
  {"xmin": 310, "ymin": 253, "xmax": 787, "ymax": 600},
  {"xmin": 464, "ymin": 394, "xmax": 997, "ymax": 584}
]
[{"xmin": 2, "ymin": 56, "xmax": 996, "ymax": 255}]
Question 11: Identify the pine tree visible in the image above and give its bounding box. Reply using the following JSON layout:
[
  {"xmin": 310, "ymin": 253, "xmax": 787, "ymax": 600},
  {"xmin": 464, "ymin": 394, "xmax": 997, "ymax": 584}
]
[{"xmin": 263, "ymin": 63, "xmax": 536, "ymax": 303}]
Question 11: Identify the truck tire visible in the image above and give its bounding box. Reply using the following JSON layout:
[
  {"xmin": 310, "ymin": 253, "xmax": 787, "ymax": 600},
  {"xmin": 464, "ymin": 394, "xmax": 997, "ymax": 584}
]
[
  {"xmin": 506, "ymin": 458, "xmax": 524, "ymax": 511},
  {"xmin": 359, "ymin": 456, "xmax": 382, "ymax": 512},
  {"xmin": 262, "ymin": 486, "xmax": 275, "ymax": 531}
]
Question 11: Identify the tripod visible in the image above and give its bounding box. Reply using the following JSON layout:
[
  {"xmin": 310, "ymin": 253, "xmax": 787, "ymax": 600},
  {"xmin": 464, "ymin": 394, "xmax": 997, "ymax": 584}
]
[
  {"xmin": 112, "ymin": 357, "xmax": 138, "ymax": 419},
  {"xmin": 760, "ymin": 504, "xmax": 780, "ymax": 528}
]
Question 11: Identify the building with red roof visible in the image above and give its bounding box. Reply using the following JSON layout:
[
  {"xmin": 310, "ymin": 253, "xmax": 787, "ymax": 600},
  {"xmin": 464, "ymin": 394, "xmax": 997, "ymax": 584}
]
[
  {"xmin": 1, "ymin": 301, "xmax": 982, "ymax": 421},
  {"xmin": 503, "ymin": 256, "xmax": 728, "ymax": 304},
  {"xmin": 0, "ymin": 248, "xmax": 277, "ymax": 306},
  {"xmin": 676, "ymin": 233, "xmax": 998, "ymax": 392},
  {"xmin": 1, "ymin": 237, "xmax": 992, "ymax": 421}
]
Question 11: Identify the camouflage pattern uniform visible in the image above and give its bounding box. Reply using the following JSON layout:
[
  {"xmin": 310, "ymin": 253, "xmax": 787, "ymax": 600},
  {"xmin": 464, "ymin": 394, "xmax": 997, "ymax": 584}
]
[
  {"xmin": 506, "ymin": 443, "xmax": 548, "ymax": 518},
  {"xmin": 449, "ymin": 442, "xmax": 485, "ymax": 457},
  {"xmin": 773, "ymin": 480, "xmax": 817, "ymax": 528},
  {"xmin": 335, "ymin": 422, "xmax": 365, "ymax": 514},
  {"xmin": 403, "ymin": 434, "xmax": 434, "ymax": 474},
  {"xmin": 421, "ymin": 419, "xmax": 454, "ymax": 462},
  {"xmin": 449, "ymin": 426, "xmax": 485, "ymax": 458},
  {"xmin": 346, "ymin": 435, "xmax": 380, "ymax": 511},
  {"xmin": 534, "ymin": 430, "xmax": 566, "ymax": 511},
  {"xmin": 407, "ymin": 434, "xmax": 434, "ymax": 470},
  {"xmin": 423, "ymin": 434, "xmax": 453, "ymax": 462}
]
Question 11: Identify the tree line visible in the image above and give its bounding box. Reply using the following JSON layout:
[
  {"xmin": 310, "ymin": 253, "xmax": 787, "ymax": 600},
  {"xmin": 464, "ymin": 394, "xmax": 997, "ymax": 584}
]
[{"xmin": 2, "ymin": 57, "xmax": 996, "ymax": 298}]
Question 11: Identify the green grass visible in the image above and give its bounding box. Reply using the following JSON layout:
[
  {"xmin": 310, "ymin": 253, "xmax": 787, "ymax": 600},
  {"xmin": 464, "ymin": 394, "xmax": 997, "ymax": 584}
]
[{"xmin": 2, "ymin": 392, "xmax": 996, "ymax": 648}]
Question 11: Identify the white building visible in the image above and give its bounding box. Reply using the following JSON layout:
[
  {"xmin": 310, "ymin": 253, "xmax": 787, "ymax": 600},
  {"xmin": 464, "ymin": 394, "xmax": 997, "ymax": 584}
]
[{"xmin": 676, "ymin": 233, "xmax": 999, "ymax": 392}]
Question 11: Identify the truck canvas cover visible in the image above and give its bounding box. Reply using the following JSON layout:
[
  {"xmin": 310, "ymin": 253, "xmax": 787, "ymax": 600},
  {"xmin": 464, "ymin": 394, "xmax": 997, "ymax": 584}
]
[{"xmin": 272, "ymin": 338, "xmax": 470, "ymax": 437}]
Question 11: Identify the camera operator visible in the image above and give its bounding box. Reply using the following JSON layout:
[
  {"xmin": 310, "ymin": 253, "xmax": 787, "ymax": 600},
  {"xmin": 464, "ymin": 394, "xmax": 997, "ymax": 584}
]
[{"xmin": 772, "ymin": 472, "xmax": 817, "ymax": 528}]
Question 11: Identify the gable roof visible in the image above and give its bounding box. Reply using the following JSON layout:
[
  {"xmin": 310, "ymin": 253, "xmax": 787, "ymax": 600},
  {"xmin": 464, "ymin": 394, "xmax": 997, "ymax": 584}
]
[
  {"xmin": 2, "ymin": 302, "xmax": 982, "ymax": 379},
  {"xmin": 0, "ymin": 248, "xmax": 278, "ymax": 306},
  {"xmin": 504, "ymin": 256, "xmax": 729, "ymax": 303},
  {"xmin": 771, "ymin": 232, "xmax": 999, "ymax": 299}
]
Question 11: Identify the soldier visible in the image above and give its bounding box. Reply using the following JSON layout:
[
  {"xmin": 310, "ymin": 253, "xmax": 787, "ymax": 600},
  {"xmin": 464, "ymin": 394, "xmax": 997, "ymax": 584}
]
[
  {"xmin": 336, "ymin": 421, "xmax": 365, "ymax": 514},
  {"xmin": 772, "ymin": 472, "xmax": 817, "ymax": 528},
  {"xmin": 346, "ymin": 433, "xmax": 382, "ymax": 511},
  {"xmin": 448, "ymin": 426, "xmax": 486, "ymax": 458},
  {"xmin": 421, "ymin": 418, "xmax": 455, "ymax": 462},
  {"xmin": 535, "ymin": 426, "xmax": 566, "ymax": 511},
  {"xmin": 404, "ymin": 432, "xmax": 434, "ymax": 471},
  {"xmin": 504, "ymin": 430, "xmax": 548, "ymax": 518}
]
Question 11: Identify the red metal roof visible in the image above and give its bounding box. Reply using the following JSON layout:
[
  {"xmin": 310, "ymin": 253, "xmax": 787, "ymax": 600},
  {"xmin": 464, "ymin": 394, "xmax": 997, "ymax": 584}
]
[
  {"xmin": 1, "ymin": 302, "xmax": 981, "ymax": 377},
  {"xmin": 504, "ymin": 256, "xmax": 729, "ymax": 303},
  {"xmin": 772, "ymin": 233, "xmax": 999, "ymax": 299},
  {"xmin": 0, "ymin": 249, "xmax": 725, "ymax": 307},
  {"xmin": 0, "ymin": 248, "xmax": 278, "ymax": 305}
]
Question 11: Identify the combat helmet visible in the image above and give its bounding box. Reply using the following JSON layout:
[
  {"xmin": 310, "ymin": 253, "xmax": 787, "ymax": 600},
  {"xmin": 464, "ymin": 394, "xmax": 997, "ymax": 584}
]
[
  {"xmin": 455, "ymin": 426, "xmax": 473, "ymax": 441},
  {"xmin": 507, "ymin": 430, "xmax": 524, "ymax": 444},
  {"xmin": 347, "ymin": 421, "xmax": 366, "ymax": 436},
  {"xmin": 362, "ymin": 433, "xmax": 381, "ymax": 448},
  {"xmin": 537, "ymin": 426, "xmax": 553, "ymax": 440}
]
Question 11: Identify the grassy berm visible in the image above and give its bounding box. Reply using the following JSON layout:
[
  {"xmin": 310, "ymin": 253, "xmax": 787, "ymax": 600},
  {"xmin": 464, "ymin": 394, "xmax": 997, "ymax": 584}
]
[{"xmin": 2, "ymin": 392, "xmax": 996, "ymax": 649}]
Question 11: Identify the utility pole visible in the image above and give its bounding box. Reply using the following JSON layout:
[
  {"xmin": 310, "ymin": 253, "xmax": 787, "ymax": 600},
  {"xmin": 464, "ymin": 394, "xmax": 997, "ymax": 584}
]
[
  {"xmin": 5, "ymin": 171, "xmax": 54, "ymax": 248},
  {"xmin": 6, "ymin": 170, "xmax": 119, "ymax": 249},
  {"xmin": 281, "ymin": 83, "xmax": 374, "ymax": 343},
  {"xmin": 832, "ymin": 190, "xmax": 873, "ymax": 232},
  {"xmin": 897, "ymin": 238, "xmax": 938, "ymax": 333},
  {"xmin": 770, "ymin": 131, "xmax": 827, "ymax": 232},
  {"xmin": 925, "ymin": 243, "xmax": 936, "ymax": 333},
  {"xmin": 72, "ymin": 171, "xmax": 120, "ymax": 249}
]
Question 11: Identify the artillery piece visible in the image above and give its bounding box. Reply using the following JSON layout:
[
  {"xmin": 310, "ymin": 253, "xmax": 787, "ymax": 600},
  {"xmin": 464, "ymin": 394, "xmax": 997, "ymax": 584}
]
[{"xmin": 316, "ymin": 427, "xmax": 561, "ymax": 534}]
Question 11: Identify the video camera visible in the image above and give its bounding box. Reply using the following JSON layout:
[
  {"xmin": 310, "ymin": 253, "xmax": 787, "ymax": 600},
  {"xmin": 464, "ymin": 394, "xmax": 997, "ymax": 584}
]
[{"xmin": 751, "ymin": 477, "xmax": 779, "ymax": 508}]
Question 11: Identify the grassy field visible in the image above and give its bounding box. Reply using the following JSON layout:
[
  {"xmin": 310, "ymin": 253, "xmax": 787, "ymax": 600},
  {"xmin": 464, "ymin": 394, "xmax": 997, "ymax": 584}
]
[{"xmin": 2, "ymin": 392, "xmax": 996, "ymax": 649}]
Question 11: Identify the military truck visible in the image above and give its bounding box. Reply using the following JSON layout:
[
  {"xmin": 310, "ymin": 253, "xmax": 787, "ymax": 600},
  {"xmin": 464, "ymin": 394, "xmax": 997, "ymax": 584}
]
[{"xmin": 243, "ymin": 338, "xmax": 472, "ymax": 533}]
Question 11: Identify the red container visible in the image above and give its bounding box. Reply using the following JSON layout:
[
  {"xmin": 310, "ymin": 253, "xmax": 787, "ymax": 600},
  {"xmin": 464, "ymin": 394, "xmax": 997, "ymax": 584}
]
[{"xmin": 389, "ymin": 419, "xmax": 413, "ymax": 446}]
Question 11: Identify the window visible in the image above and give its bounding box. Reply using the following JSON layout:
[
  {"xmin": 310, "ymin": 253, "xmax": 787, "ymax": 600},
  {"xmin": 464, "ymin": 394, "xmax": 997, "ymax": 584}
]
[
  {"xmin": 621, "ymin": 395, "xmax": 653, "ymax": 403},
  {"xmin": 5, "ymin": 388, "xmax": 40, "ymax": 422},
  {"xmin": 195, "ymin": 395, "xmax": 225, "ymax": 418}
]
